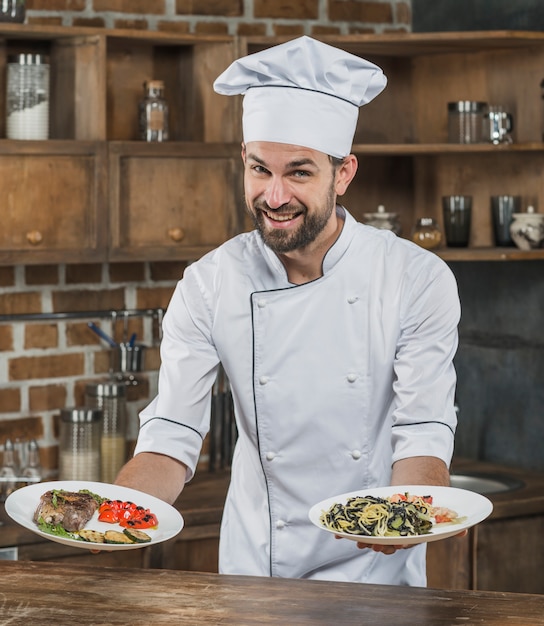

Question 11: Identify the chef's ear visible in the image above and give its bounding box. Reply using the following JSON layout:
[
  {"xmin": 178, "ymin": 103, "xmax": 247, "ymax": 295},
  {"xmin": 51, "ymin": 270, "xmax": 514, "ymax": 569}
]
[
  {"xmin": 334, "ymin": 154, "xmax": 358, "ymax": 197},
  {"xmin": 241, "ymin": 142, "xmax": 246, "ymax": 161}
]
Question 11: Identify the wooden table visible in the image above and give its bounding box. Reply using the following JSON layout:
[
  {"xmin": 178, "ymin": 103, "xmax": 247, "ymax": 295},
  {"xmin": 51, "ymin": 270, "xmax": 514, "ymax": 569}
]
[{"xmin": 1, "ymin": 560, "xmax": 544, "ymax": 625}]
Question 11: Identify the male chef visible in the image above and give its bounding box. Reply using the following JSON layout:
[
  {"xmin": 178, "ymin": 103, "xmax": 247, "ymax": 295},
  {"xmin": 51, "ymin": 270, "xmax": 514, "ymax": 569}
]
[{"xmin": 116, "ymin": 36, "xmax": 460, "ymax": 586}]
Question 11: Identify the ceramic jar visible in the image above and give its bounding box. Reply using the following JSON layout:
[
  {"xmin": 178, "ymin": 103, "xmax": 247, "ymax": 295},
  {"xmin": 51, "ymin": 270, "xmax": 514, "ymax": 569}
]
[
  {"xmin": 509, "ymin": 208, "xmax": 544, "ymax": 250},
  {"xmin": 363, "ymin": 205, "xmax": 402, "ymax": 235}
]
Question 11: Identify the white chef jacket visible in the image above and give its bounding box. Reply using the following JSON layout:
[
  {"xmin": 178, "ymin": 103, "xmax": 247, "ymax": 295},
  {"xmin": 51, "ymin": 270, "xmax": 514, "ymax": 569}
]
[{"xmin": 135, "ymin": 206, "xmax": 460, "ymax": 586}]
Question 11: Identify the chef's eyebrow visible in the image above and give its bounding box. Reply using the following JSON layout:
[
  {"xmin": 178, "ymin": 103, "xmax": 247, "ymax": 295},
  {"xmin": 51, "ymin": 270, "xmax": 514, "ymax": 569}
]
[{"xmin": 246, "ymin": 153, "xmax": 318, "ymax": 170}]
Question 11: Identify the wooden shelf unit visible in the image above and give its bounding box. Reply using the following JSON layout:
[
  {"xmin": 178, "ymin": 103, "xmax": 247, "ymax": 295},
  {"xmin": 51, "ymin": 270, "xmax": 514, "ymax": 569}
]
[
  {"xmin": 1, "ymin": 27, "xmax": 544, "ymax": 264},
  {"xmin": 244, "ymin": 31, "xmax": 544, "ymax": 261}
]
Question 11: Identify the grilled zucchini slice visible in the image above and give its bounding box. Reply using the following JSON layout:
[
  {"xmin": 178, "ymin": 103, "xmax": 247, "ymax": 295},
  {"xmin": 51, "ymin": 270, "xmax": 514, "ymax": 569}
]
[
  {"xmin": 104, "ymin": 530, "xmax": 134, "ymax": 544},
  {"xmin": 78, "ymin": 529, "xmax": 106, "ymax": 543},
  {"xmin": 123, "ymin": 528, "xmax": 151, "ymax": 543}
]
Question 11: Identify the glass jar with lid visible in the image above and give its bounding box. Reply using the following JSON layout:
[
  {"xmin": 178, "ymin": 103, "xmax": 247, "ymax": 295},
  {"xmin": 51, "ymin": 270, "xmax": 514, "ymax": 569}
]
[
  {"xmin": 58, "ymin": 408, "xmax": 102, "ymax": 481},
  {"xmin": 6, "ymin": 52, "xmax": 50, "ymax": 140},
  {"xmin": 412, "ymin": 217, "xmax": 442, "ymax": 250},
  {"xmin": 363, "ymin": 205, "xmax": 402, "ymax": 236},
  {"xmin": 139, "ymin": 79, "xmax": 169, "ymax": 142}
]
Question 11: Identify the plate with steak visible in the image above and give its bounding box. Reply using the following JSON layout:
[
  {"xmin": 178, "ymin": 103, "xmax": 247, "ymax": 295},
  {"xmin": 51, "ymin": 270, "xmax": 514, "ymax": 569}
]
[{"xmin": 5, "ymin": 480, "xmax": 184, "ymax": 551}]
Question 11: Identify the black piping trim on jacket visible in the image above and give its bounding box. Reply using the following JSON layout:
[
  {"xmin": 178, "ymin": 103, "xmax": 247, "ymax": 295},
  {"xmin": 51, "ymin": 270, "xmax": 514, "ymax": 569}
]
[
  {"xmin": 140, "ymin": 416, "xmax": 204, "ymax": 440},
  {"xmin": 392, "ymin": 420, "xmax": 455, "ymax": 437}
]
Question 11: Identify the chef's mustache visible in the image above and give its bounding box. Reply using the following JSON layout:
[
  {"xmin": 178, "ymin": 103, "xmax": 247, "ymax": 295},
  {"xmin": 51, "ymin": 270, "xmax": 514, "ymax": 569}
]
[{"xmin": 253, "ymin": 199, "xmax": 307, "ymax": 215}]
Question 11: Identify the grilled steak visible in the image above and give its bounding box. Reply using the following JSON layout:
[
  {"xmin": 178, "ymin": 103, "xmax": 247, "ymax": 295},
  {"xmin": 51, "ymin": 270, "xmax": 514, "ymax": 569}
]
[{"xmin": 34, "ymin": 490, "xmax": 98, "ymax": 532}]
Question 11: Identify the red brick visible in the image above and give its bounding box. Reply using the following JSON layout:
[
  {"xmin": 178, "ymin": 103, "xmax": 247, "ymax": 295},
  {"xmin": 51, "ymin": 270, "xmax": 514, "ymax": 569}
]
[
  {"xmin": 65, "ymin": 264, "xmax": 102, "ymax": 284},
  {"xmin": 157, "ymin": 21, "xmax": 191, "ymax": 34},
  {"xmin": 109, "ymin": 263, "xmax": 146, "ymax": 283},
  {"xmin": 93, "ymin": 0, "xmax": 165, "ymax": 13},
  {"xmin": 26, "ymin": 17, "xmax": 63, "ymax": 26},
  {"xmin": 39, "ymin": 444, "xmax": 58, "ymax": 473},
  {"xmin": 272, "ymin": 24, "xmax": 305, "ymax": 36},
  {"xmin": 52, "ymin": 288, "xmax": 125, "ymax": 313},
  {"xmin": 0, "ymin": 387, "xmax": 21, "ymax": 413},
  {"xmin": 145, "ymin": 345, "xmax": 161, "ymax": 371},
  {"xmin": 194, "ymin": 22, "xmax": 229, "ymax": 34},
  {"xmin": 66, "ymin": 322, "xmax": 103, "ymax": 347},
  {"xmin": 0, "ymin": 325, "xmax": 14, "ymax": 351},
  {"xmin": 329, "ymin": 0, "xmax": 393, "ymax": 23},
  {"xmin": 176, "ymin": 0, "xmax": 242, "ymax": 17},
  {"xmin": 112, "ymin": 318, "xmax": 144, "ymax": 345},
  {"xmin": 0, "ymin": 267, "xmax": 15, "ymax": 287},
  {"xmin": 94, "ymin": 349, "xmax": 115, "ymax": 374},
  {"xmin": 396, "ymin": 1, "xmax": 411, "ymax": 24},
  {"xmin": 114, "ymin": 18, "xmax": 148, "ymax": 30},
  {"xmin": 136, "ymin": 287, "xmax": 175, "ymax": 310},
  {"xmin": 26, "ymin": 0, "xmax": 85, "ymax": 9},
  {"xmin": 25, "ymin": 265, "xmax": 59, "ymax": 286},
  {"xmin": 72, "ymin": 17, "xmax": 106, "ymax": 28},
  {"xmin": 237, "ymin": 23, "xmax": 267, "ymax": 36},
  {"xmin": 24, "ymin": 323, "xmax": 59, "ymax": 349},
  {"xmin": 29, "ymin": 384, "xmax": 67, "ymax": 412},
  {"xmin": 0, "ymin": 292, "xmax": 42, "ymax": 316},
  {"xmin": 254, "ymin": 0, "xmax": 318, "ymax": 20},
  {"xmin": 0, "ymin": 417, "xmax": 44, "ymax": 443},
  {"xmin": 149, "ymin": 261, "xmax": 186, "ymax": 282},
  {"xmin": 311, "ymin": 25, "xmax": 343, "ymax": 35},
  {"xmin": 9, "ymin": 353, "xmax": 85, "ymax": 381}
]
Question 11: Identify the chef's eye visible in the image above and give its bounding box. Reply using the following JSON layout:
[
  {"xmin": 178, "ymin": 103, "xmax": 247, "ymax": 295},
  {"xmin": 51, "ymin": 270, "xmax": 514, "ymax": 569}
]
[{"xmin": 251, "ymin": 164, "xmax": 270, "ymax": 175}]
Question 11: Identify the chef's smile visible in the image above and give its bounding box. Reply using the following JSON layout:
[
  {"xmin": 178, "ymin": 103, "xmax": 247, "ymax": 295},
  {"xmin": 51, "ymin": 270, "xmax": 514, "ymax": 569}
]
[{"xmin": 260, "ymin": 206, "xmax": 305, "ymax": 229}]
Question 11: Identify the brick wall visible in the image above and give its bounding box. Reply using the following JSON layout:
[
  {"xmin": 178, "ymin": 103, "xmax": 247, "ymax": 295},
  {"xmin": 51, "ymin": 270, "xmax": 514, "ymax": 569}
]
[
  {"xmin": 1, "ymin": 0, "xmax": 412, "ymax": 479},
  {"xmin": 24, "ymin": 0, "xmax": 411, "ymax": 35}
]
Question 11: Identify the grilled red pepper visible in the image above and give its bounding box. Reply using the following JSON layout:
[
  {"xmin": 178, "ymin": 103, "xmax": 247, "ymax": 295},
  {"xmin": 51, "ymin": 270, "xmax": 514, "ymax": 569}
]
[{"xmin": 98, "ymin": 500, "xmax": 158, "ymax": 528}]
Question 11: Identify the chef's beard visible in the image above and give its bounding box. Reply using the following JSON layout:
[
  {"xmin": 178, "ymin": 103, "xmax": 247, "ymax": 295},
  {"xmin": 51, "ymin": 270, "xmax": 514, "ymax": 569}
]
[{"xmin": 248, "ymin": 184, "xmax": 336, "ymax": 254}]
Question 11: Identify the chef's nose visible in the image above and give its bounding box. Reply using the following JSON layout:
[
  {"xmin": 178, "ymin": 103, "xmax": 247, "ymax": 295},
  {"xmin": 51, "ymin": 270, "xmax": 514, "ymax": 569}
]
[{"xmin": 263, "ymin": 176, "xmax": 292, "ymax": 209}]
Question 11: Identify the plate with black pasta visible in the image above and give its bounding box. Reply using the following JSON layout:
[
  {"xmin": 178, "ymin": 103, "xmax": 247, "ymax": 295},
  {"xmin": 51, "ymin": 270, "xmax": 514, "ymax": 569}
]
[{"xmin": 309, "ymin": 485, "xmax": 493, "ymax": 545}]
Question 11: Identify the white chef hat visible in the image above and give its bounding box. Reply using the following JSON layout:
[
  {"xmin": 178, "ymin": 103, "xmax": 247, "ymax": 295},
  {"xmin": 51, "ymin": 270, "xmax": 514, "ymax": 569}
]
[{"xmin": 213, "ymin": 35, "xmax": 387, "ymax": 158}]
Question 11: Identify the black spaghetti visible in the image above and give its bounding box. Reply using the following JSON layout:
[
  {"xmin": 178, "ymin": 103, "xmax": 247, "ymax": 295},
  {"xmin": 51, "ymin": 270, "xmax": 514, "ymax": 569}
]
[{"xmin": 319, "ymin": 494, "xmax": 434, "ymax": 537}]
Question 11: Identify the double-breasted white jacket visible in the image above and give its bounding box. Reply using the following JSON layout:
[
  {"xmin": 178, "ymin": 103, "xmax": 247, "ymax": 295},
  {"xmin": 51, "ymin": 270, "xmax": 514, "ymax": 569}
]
[{"xmin": 135, "ymin": 206, "xmax": 460, "ymax": 586}]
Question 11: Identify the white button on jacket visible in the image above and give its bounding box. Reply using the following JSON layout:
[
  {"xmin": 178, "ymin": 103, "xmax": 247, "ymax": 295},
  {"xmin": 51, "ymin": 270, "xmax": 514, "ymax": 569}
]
[{"xmin": 135, "ymin": 207, "xmax": 460, "ymax": 586}]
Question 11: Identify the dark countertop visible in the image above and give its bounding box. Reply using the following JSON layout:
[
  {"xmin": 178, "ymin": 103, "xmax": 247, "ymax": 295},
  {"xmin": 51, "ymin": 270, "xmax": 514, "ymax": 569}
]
[{"xmin": 2, "ymin": 560, "xmax": 544, "ymax": 625}]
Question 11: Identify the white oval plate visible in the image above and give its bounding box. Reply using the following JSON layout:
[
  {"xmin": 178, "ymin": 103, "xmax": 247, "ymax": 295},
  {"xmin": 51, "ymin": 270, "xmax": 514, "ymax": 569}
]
[
  {"xmin": 5, "ymin": 480, "xmax": 184, "ymax": 551},
  {"xmin": 309, "ymin": 485, "xmax": 493, "ymax": 546}
]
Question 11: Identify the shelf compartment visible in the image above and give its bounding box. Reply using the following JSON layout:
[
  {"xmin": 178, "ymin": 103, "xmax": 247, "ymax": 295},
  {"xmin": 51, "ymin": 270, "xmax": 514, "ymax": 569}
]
[
  {"xmin": 0, "ymin": 140, "xmax": 107, "ymax": 264},
  {"xmin": 108, "ymin": 142, "xmax": 244, "ymax": 262}
]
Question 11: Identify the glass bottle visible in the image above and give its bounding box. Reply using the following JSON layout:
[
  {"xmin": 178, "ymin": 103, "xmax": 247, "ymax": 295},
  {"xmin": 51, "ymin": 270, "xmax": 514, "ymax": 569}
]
[
  {"xmin": 58, "ymin": 408, "xmax": 102, "ymax": 481},
  {"xmin": 6, "ymin": 53, "xmax": 50, "ymax": 140},
  {"xmin": 21, "ymin": 439, "xmax": 42, "ymax": 485},
  {"xmin": 85, "ymin": 382, "xmax": 127, "ymax": 484},
  {"xmin": 412, "ymin": 217, "xmax": 442, "ymax": 250},
  {"xmin": 139, "ymin": 80, "xmax": 169, "ymax": 142},
  {"xmin": 1, "ymin": 439, "xmax": 17, "ymax": 501},
  {"xmin": 0, "ymin": 0, "xmax": 25, "ymax": 23}
]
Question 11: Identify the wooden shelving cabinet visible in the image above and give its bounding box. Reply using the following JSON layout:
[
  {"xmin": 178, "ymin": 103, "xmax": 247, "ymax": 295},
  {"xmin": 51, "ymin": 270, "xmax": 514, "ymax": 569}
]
[
  {"xmin": 1, "ymin": 28, "xmax": 544, "ymax": 265},
  {"xmin": 0, "ymin": 24, "xmax": 241, "ymax": 265},
  {"xmin": 244, "ymin": 31, "xmax": 544, "ymax": 261}
]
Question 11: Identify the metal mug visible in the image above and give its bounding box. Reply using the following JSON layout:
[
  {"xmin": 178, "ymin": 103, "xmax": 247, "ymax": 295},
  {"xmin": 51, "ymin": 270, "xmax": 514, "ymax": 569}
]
[{"xmin": 484, "ymin": 105, "xmax": 514, "ymax": 144}]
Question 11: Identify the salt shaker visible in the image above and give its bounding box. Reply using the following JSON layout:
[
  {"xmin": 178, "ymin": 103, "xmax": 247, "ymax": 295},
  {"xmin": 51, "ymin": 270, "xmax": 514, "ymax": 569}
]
[
  {"xmin": 1, "ymin": 439, "xmax": 17, "ymax": 500},
  {"xmin": 6, "ymin": 53, "xmax": 50, "ymax": 140},
  {"xmin": 85, "ymin": 382, "xmax": 127, "ymax": 484},
  {"xmin": 58, "ymin": 408, "xmax": 102, "ymax": 481},
  {"xmin": 139, "ymin": 80, "xmax": 169, "ymax": 142},
  {"xmin": 22, "ymin": 439, "xmax": 42, "ymax": 484}
]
